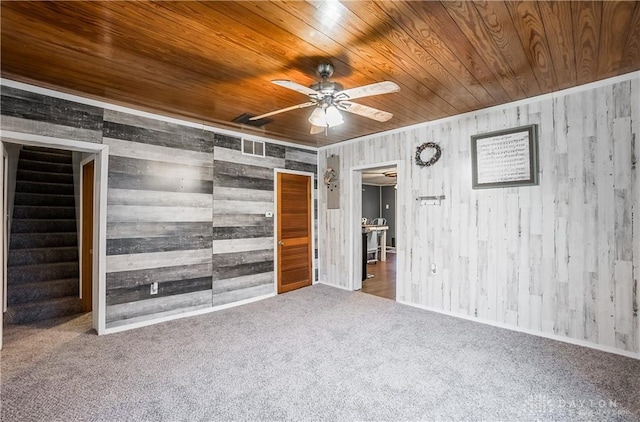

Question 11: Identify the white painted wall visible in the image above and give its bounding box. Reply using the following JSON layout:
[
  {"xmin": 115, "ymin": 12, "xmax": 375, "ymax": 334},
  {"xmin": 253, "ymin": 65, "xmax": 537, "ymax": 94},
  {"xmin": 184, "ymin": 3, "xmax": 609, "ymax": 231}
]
[{"xmin": 318, "ymin": 73, "xmax": 640, "ymax": 357}]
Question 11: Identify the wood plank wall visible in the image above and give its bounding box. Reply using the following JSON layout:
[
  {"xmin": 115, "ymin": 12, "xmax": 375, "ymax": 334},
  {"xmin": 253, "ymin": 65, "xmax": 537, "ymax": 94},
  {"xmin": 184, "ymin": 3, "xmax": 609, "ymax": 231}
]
[
  {"xmin": 1, "ymin": 86, "xmax": 104, "ymax": 142},
  {"xmin": 211, "ymin": 136, "xmax": 318, "ymax": 306},
  {"xmin": 0, "ymin": 85, "xmax": 318, "ymax": 330},
  {"xmin": 103, "ymin": 110, "xmax": 215, "ymax": 327},
  {"xmin": 318, "ymin": 76, "xmax": 639, "ymax": 355}
]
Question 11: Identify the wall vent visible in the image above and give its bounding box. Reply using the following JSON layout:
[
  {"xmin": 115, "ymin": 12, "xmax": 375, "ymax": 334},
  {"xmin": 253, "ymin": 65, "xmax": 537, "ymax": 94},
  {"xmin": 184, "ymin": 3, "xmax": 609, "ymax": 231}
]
[
  {"xmin": 242, "ymin": 139, "xmax": 265, "ymax": 157},
  {"xmin": 232, "ymin": 113, "xmax": 273, "ymax": 127}
]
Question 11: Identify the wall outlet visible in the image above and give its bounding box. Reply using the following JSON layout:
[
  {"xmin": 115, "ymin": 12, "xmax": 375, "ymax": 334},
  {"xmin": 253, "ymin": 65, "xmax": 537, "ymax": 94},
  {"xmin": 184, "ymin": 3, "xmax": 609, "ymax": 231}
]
[
  {"xmin": 150, "ymin": 282, "xmax": 158, "ymax": 295},
  {"xmin": 265, "ymin": 211, "xmax": 273, "ymax": 217},
  {"xmin": 430, "ymin": 263, "xmax": 437, "ymax": 274}
]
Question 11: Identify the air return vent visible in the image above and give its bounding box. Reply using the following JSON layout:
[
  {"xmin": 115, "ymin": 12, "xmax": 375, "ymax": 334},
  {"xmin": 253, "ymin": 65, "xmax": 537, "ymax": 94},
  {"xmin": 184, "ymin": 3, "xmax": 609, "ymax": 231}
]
[
  {"xmin": 232, "ymin": 113, "xmax": 273, "ymax": 127},
  {"xmin": 242, "ymin": 139, "xmax": 265, "ymax": 157}
]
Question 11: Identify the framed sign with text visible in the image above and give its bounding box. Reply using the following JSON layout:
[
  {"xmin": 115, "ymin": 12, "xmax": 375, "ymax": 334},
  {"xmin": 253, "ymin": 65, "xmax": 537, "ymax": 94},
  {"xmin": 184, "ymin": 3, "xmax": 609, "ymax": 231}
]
[{"xmin": 471, "ymin": 124, "xmax": 538, "ymax": 189}]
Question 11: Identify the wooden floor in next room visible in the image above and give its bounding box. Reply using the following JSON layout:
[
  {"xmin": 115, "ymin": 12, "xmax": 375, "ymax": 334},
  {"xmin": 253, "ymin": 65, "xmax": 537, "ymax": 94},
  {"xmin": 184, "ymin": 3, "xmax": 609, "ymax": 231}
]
[{"xmin": 361, "ymin": 252, "xmax": 396, "ymax": 300}]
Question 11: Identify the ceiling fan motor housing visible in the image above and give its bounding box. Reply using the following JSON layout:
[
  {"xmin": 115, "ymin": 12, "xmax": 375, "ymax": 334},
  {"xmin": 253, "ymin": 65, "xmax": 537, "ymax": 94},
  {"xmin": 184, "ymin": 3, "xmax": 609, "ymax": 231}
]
[
  {"xmin": 309, "ymin": 81, "xmax": 344, "ymax": 96},
  {"xmin": 316, "ymin": 62, "xmax": 335, "ymax": 79}
]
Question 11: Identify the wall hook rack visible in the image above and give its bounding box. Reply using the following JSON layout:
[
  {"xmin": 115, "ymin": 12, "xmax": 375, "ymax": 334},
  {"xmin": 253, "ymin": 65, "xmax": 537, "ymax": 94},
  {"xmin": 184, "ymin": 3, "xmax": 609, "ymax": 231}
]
[{"xmin": 416, "ymin": 195, "xmax": 445, "ymax": 205}]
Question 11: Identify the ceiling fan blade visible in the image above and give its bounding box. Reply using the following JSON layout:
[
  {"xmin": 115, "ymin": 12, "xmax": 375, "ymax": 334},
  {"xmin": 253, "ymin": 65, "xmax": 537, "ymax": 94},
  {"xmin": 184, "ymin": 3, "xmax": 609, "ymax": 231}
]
[
  {"xmin": 310, "ymin": 125, "xmax": 325, "ymax": 135},
  {"xmin": 338, "ymin": 101, "xmax": 393, "ymax": 122},
  {"xmin": 249, "ymin": 101, "xmax": 316, "ymax": 120},
  {"xmin": 272, "ymin": 80, "xmax": 319, "ymax": 97},
  {"xmin": 334, "ymin": 81, "xmax": 400, "ymax": 101}
]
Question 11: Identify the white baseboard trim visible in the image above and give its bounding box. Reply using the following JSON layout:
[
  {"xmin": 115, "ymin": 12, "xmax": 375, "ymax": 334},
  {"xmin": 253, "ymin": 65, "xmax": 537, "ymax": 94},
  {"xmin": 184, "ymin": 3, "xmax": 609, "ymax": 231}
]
[
  {"xmin": 103, "ymin": 293, "xmax": 276, "ymax": 335},
  {"xmin": 397, "ymin": 300, "xmax": 640, "ymax": 361}
]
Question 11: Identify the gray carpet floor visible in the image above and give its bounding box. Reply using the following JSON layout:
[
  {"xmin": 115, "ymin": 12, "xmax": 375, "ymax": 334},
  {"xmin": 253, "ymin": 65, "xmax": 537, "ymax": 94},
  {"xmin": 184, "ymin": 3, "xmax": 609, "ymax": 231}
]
[{"xmin": 2, "ymin": 284, "xmax": 639, "ymax": 421}]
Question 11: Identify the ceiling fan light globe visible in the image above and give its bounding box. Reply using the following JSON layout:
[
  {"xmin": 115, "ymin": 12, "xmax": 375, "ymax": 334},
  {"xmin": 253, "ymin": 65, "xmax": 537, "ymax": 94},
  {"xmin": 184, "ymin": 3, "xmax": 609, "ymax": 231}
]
[
  {"xmin": 325, "ymin": 106, "xmax": 344, "ymax": 127},
  {"xmin": 308, "ymin": 107, "xmax": 327, "ymax": 126}
]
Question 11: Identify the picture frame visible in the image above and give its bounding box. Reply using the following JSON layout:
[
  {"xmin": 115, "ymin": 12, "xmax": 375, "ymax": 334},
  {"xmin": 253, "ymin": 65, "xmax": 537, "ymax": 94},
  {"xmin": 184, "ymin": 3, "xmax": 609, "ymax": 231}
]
[{"xmin": 470, "ymin": 124, "xmax": 538, "ymax": 189}]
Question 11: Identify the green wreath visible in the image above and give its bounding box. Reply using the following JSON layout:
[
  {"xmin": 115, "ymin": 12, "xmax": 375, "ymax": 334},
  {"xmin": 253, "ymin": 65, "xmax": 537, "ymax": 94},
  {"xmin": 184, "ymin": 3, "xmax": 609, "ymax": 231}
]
[{"xmin": 415, "ymin": 142, "xmax": 441, "ymax": 167}]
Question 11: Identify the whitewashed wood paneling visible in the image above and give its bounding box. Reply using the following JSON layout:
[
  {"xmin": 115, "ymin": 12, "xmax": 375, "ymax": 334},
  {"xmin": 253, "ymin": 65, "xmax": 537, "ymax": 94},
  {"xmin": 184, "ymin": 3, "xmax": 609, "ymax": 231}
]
[
  {"xmin": 104, "ymin": 137, "xmax": 213, "ymax": 167},
  {"xmin": 212, "ymin": 284, "xmax": 274, "ymax": 307},
  {"xmin": 107, "ymin": 249, "xmax": 212, "ymax": 273},
  {"xmin": 0, "ymin": 115, "xmax": 103, "ymax": 143},
  {"xmin": 632, "ymin": 77, "xmax": 640, "ymax": 351},
  {"xmin": 213, "ymin": 200, "xmax": 273, "ymax": 215},
  {"xmin": 286, "ymin": 148, "xmax": 318, "ymax": 165},
  {"xmin": 214, "ymin": 146, "xmax": 285, "ymax": 169},
  {"xmin": 212, "ymin": 136, "xmax": 318, "ymax": 307},
  {"xmin": 213, "ymin": 187, "xmax": 273, "ymax": 202},
  {"xmin": 106, "ymin": 290, "xmax": 212, "ymax": 325},
  {"xmin": 318, "ymin": 75, "xmax": 639, "ymax": 355},
  {"xmin": 211, "ymin": 238, "xmax": 274, "ymax": 254},
  {"xmin": 107, "ymin": 205, "xmax": 213, "ymax": 223},
  {"xmin": 212, "ymin": 272, "xmax": 274, "ymax": 294},
  {"xmin": 107, "ymin": 189, "xmax": 212, "ymax": 208}
]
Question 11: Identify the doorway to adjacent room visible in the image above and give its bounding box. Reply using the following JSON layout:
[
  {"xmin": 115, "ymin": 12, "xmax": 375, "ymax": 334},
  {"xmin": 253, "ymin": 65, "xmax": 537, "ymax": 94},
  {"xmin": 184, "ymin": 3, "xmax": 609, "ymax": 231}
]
[
  {"xmin": 358, "ymin": 165, "xmax": 398, "ymax": 300},
  {"xmin": 0, "ymin": 132, "xmax": 108, "ymax": 349}
]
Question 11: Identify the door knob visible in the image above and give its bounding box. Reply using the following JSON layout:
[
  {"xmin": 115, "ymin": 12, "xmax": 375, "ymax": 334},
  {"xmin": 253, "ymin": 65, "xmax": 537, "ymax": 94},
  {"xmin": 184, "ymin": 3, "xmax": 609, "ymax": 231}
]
[{"xmin": 278, "ymin": 240, "xmax": 285, "ymax": 246}]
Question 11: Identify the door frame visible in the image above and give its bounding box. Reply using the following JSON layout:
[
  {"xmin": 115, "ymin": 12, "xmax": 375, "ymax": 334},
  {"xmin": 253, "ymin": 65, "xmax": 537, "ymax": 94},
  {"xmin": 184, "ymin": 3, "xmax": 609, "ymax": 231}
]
[
  {"xmin": 349, "ymin": 160, "xmax": 404, "ymax": 296},
  {"xmin": 0, "ymin": 130, "xmax": 109, "ymax": 335},
  {"xmin": 79, "ymin": 156, "xmax": 95, "ymax": 311},
  {"xmin": 0, "ymin": 141, "xmax": 5, "ymax": 349},
  {"xmin": 273, "ymin": 168, "xmax": 315, "ymax": 294},
  {"xmin": 2, "ymin": 144, "xmax": 7, "ymax": 314}
]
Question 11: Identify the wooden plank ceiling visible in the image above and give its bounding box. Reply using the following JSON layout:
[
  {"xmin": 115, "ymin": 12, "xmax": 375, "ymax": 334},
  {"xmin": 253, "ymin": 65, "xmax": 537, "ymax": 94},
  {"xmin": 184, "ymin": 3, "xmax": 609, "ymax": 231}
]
[{"xmin": 2, "ymin": 1, "xmax": 639, "ymax": 147}]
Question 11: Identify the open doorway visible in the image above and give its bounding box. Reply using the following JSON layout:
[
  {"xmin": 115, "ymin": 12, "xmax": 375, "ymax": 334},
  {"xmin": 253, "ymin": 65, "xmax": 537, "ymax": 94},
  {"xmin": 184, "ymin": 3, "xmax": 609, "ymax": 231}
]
[
  {"xmin": 359, "ymin": 165, "xmax": 397, "ymax": 300},
  {"xmin": 0, "ymin": 132, "xmax": 108, "ymax": 349}
]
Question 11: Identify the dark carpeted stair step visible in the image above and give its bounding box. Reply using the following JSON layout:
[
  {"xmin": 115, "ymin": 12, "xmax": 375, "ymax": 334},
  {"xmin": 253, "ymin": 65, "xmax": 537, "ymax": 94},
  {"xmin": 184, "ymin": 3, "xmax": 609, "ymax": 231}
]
[
  {"xmin": 11, "ymin": 219, "xmax": 77, "ymax": 233},
  {"xmin": 8, "ymin": 261, "xmax": 79, "ymax": 284},
  {"xmin": 4, "ymin": 296, "xmax": 83, "ymax": 324},
  {"xmin": 13, "ymin": 205, "xmax": 76, "ymax": 219},
  {"xmin": 14, "ymin": 192, "xmax": 75, "ymax": 207},
  {"xmin": 17, "ymin": 169, "xmax": 74, "ymax": 184},
  {"xmin": 10, "ymin": 232, "xmax": 78, "ymax": 249},
  {"xmin": 17, "ymin": 159, "xmax": 73, "ymax": 174},
  {"xmin": 6, "ymin": 146, "xmax": 82, "ymax": 325},
  {"xmin": 16, "ymin": 180, "xmax": 75, "ymax": 195},
  {"xmin": 9, "ymin": 246, "xmax": 79, "ymax": 266},
  {"xmin": 22, "ymin": 145, "xmax": 73, "ymax": 155},
  {"xmin": 20, "ymin": 148, "xmax": 73, "ymax": 164},
  {"xmin": 7, "ymin": 278, "xmax": 80, "ymax": 305}
]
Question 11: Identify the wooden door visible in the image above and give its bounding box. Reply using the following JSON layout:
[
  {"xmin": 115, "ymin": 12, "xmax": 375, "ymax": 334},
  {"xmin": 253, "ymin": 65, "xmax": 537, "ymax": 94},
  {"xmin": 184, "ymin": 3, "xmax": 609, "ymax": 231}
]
[
  {"xmin": 0, "ymin": 141, "xmax": 5, "ymax": 349},
  {"xmin": 81, "ymin": 160, "xmax": 94, "ymax": 312},
  {"xmin": 277, "ymin": 172, "xmax": 312, "ymax": 294}
]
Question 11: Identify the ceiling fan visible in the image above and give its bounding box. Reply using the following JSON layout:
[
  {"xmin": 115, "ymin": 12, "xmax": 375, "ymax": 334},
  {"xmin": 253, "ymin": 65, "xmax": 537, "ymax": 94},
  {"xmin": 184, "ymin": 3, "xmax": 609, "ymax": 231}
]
[{"xmin": 250, "ymin": 62, "xmax": 400, "ymax": 134}]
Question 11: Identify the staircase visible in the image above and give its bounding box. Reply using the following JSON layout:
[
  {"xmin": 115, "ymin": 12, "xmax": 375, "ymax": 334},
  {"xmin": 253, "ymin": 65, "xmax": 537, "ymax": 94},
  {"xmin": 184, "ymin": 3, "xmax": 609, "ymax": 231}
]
[{"xmin": 6, "ymin": 146, "xmax": 83, "ymax": 324}]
